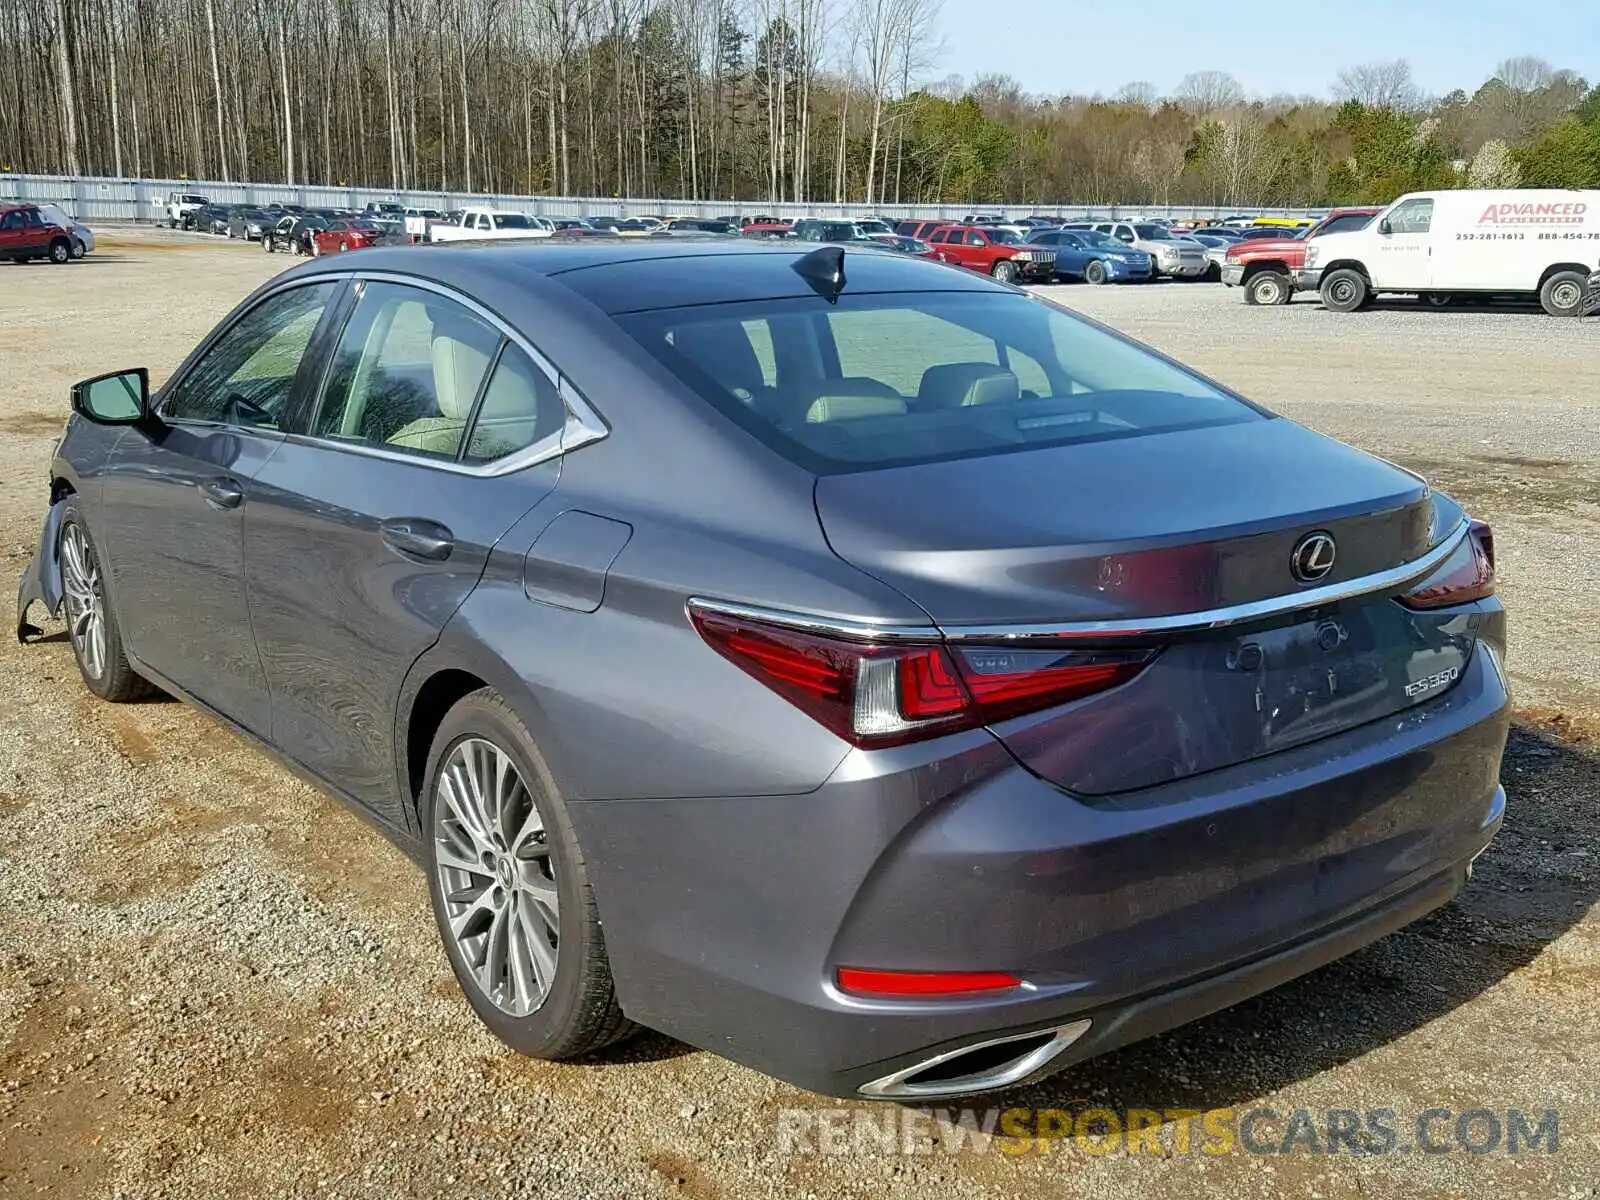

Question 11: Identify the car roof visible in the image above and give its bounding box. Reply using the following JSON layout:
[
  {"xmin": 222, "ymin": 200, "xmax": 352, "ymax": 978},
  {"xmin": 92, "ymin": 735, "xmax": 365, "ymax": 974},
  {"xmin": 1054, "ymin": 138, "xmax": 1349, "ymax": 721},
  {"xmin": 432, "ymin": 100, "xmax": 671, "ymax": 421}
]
[{"xmin": 284, "ymin": 238, "xmax": 1001, "ymax": 314}]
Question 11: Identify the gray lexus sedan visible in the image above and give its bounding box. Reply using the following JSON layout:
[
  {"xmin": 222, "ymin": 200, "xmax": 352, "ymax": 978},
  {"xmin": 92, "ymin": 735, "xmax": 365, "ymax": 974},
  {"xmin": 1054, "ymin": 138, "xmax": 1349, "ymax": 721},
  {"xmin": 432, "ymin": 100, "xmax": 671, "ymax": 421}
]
[{"xmin": 16, "ymin": 239, "xmax": 1509, "ymax": 1100}]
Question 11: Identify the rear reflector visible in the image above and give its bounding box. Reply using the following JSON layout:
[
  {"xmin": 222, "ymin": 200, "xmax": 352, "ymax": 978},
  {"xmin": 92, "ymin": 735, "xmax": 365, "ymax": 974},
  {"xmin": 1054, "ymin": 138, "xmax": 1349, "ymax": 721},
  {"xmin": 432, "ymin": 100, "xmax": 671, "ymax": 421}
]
[
  {"xmin": 1398, "ymin": 520, "xmax": 1496, "ymax": 610},
  {"xmin": 836, "ymin": 968, "xmax": 1022, "ymax": 997},
  {"xmin": 689, "ymin": 605, "xmax": 1152, "ymax": 748}
]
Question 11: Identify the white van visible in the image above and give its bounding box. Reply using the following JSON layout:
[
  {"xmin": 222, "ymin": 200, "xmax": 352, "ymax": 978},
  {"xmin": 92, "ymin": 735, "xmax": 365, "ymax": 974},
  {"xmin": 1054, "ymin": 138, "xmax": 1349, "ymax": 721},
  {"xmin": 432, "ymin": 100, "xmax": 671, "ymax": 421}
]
[{"xmin": 1297, "ymin": 188, "xmax": 1600, "ymax": 316}]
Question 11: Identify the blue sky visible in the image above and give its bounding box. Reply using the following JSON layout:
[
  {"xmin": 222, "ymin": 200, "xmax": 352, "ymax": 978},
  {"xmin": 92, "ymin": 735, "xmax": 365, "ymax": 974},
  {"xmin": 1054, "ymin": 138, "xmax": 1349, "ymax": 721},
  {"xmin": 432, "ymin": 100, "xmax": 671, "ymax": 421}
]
[{"xmin": 934, "ymin": 0, "xmax": 1599, "ymax": 100}]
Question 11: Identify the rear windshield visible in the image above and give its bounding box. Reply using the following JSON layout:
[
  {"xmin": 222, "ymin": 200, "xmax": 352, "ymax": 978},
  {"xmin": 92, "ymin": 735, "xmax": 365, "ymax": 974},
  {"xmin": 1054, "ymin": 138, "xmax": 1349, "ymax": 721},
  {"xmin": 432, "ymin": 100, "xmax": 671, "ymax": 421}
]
[{"xmin": 617, "ymin": 292, "xmax": 1259, "ymax": 473}]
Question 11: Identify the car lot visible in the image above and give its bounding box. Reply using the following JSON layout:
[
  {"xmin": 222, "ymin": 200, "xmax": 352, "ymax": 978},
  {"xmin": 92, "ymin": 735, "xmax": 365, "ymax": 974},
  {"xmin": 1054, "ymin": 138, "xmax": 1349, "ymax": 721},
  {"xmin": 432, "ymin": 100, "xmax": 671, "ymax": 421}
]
[{"xmin": 1, "ymin": 229, "xmax": 1597, "ymax": 1199}]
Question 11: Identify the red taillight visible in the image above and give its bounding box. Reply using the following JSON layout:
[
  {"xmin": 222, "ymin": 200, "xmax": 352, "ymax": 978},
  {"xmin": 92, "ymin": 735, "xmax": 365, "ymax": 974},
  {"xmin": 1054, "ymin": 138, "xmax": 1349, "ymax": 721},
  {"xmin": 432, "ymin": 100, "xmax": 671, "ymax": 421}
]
[
  {"xmin": 1398, "ymin": 520, "xmax": 1496, "ymax": 610},
  {"xmin": 689, "ymin": 605, "xmax": 1151, "ymax": 748},
  {"xmin": 836, "ymin": 967, "xmax": 1021, "ymax": 997}
]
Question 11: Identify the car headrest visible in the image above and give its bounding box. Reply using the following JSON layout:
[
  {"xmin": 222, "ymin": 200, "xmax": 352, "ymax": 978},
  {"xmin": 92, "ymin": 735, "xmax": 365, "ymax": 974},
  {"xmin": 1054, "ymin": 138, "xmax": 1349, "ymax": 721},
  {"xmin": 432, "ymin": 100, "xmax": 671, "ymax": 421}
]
[
  {"xmin": 805, "ymin": 393, "xmax": 908, "ymax": 423},
  {"xmin": 917, "ymin": 362, "xmax": 1021, "ymax": 409},
  {"xmin": 432, "ymin": 333, "xmax": 493, "ymax": 420},
  {"xmin": 787, "ymin": 376, "xmax": 905, "ymax": 424}
]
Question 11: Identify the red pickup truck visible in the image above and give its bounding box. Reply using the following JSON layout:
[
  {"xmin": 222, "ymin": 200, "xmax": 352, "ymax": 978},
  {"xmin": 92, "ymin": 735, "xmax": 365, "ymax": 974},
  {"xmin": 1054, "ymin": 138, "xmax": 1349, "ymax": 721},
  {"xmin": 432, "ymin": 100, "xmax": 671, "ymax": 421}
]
[
  {"xmin": 925, "ymin": 224, "xmax": 1057, "ymax": 284},
  {"xmin": 1220, "ymin": 207, "xmax": 1379, "ymax": 305},
  {"xmin": 0, "ymin": 203, "xmax": 78, "ymax": 265}
]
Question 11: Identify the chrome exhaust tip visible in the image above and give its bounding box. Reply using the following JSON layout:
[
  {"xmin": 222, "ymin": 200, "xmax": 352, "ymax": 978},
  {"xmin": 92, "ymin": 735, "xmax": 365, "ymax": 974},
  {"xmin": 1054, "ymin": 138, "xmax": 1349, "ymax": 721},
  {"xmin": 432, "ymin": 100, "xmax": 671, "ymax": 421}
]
[{"xmin": 857, "ymin": 1018, "xmax": 1092, "ymax": 1100}]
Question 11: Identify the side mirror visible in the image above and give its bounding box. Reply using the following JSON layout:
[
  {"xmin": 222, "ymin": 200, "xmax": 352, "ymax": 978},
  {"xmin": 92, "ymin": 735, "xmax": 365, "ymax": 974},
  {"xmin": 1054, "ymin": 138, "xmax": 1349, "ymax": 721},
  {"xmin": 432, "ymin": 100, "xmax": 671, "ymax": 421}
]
[
  {"xmin": 1378, "ymin": 218, "xmax": 1393, "ymax": 235},
  {"xmin": 71, "ymin": 368, "xmax": 150, "ymax": 426}
]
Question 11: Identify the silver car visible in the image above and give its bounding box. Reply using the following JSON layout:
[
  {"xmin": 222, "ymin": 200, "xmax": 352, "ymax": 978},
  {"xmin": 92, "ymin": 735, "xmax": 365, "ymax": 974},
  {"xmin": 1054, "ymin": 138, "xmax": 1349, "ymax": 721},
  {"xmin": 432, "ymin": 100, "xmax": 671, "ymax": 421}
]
[
  {"xmin": 37, "ymin": 204, "xmax": 94, "ymax": 259},
  {"xmin": 1093, "ymin": 221, "xmax": 1210, "ymax": 278}
]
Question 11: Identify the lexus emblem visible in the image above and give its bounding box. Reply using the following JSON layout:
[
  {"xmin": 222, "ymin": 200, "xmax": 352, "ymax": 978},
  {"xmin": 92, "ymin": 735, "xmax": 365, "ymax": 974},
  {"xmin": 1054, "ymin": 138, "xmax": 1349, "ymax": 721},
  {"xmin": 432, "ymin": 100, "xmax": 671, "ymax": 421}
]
[{"xmin": 1291, "ymin": 532, "xmax": 1337, "ymax": 583}]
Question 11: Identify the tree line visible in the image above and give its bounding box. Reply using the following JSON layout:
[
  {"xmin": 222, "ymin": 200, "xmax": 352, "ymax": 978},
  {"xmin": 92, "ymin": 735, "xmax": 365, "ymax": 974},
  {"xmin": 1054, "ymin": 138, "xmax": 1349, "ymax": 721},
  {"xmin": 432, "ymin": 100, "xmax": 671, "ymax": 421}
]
[{"xmin": 4, "ymin": 0, "xmax": 1600, "ymax": 207}]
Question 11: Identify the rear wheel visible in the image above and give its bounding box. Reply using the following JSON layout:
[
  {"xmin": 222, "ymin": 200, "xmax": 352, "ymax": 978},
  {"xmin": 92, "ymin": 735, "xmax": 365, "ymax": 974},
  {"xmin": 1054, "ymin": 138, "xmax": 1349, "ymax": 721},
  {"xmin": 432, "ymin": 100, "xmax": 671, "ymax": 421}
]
[
  {"xmin": 1245, "ymin": 270, "xmax": 1291, "ymax": 306},
  {"xmin": 58, "ymin": 505, "xmax": 151, "ymax": 702},
  {"xmin": 424, "ymin": 690, "xmax": 634, "ymax": 1060},
  {"xmin": 48, "ymin": 238, "xmax": 71, "ymax": 264},
  {"xmin": 1422, "ymin": 292, "xmax": 1454, "ymax": 308},
  {"xmin": 1083, "ymin": 259, "xmax": 1108, "ymax": 285},
  {"xmin": 991, "ymin": 259, "xmax": 1018, "ymax": 284},
  {"xmin": 1320, "ymin": 268, "xmax": 1368, "ymax": 313},
  {"xmin": 1539, "ymin": 270, "xmax": 1587, "ymax": 317}
]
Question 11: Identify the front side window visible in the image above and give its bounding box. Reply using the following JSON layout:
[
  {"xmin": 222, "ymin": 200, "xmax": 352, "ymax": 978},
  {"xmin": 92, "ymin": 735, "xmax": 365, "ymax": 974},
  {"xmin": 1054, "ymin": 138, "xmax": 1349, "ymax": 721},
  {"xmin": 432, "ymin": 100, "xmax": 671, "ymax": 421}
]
[
  {"xmin": 1319, "ymin": 213, "xmax": 1374, "ymax": 236},
  {"xmin": 162, "ymin": 283, "xmax": 338, "ymax": 427},
  {"xmin": 620, "ymin": 292, "xmax": 1258, "ymax": 473},
  {"xmin": 1386, "ymin": 199, "xmax": 1433, "ymax": 234}
]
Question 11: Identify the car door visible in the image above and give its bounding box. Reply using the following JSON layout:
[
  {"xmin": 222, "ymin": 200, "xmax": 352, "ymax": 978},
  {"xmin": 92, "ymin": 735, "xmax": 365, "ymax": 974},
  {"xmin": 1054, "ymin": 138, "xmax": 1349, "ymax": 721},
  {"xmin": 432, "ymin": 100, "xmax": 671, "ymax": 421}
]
[
  {"xmin": 1370, "ymin": 196, "xmax": 1435, "ymax": 290},
  {"xmin": 94, "ymin": 280, "xmax": 342, "ymax": 735},
  {"xmin": 0, "ymin": 208, "xmax": 25, "ymax": 258},
  {"xmin": 243, "ymin": 278, "xmax": 575, "ymax": 821}
]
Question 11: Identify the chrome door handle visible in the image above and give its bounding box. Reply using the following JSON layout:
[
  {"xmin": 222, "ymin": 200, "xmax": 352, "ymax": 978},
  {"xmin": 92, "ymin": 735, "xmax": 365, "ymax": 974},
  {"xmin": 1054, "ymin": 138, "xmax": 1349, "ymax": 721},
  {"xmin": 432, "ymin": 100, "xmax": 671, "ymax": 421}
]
[
  {"xmin": 380, "ymin": 518, "xmax": 455, "ymax": 562},
  {"xmin": 199, "ymin": 477, "xmax": 244, "ymax": 509}
]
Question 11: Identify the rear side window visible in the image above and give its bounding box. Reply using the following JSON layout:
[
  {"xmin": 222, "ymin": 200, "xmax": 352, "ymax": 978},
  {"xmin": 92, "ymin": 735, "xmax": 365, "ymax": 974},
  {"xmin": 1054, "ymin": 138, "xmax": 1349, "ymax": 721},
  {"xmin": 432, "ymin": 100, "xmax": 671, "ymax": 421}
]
[{"xmin": 618, "ymin": 292, "xmax": 1259, "ymax": 473}]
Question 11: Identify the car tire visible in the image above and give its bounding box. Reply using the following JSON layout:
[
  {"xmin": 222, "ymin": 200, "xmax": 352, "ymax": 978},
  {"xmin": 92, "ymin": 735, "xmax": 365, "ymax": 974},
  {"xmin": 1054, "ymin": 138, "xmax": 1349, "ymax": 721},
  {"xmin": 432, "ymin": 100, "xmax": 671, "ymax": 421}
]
[
  {"xmin": 1245, "ymin": 271, "xmax": 1291, "ymax": 306},
  {"xmin": 423, "ymin": 688, "xmax": 636, "ymax": 1061},
  {"xmin": 991, "ymin": 259, "xmax": 1018, "ymax": 284},
  {"xmin": 1320, "ymin": 268, "xmax": 1368, "ymax": 313},
  {"xmin": 1538, "ymin": 270, "xmax": 1587, "ymax": 317},
  {"xmin": 69, "ymin": 238, "xmax": 87, "ymax": 260},
  {"xmin": 1422, "ymin": 292, "xmax": 1454, "ymax": 308},
  {"xmin": 310, "ymin": 238, "xmax": 322, "ymax": 256},
  {"xmin": 263, "ymin": 237, "xmax": 274, "ymax": 253},
  {"xmin": 57, "ymin": 503, "xmax": 153, "ymax": 703},
  {"xmin": 47, "ymin": 238, "xmax": 71, "ymax": 264},
  {"xmin": 1084, "ymin": 260, "xmax": 1108, "ymax": 285}
]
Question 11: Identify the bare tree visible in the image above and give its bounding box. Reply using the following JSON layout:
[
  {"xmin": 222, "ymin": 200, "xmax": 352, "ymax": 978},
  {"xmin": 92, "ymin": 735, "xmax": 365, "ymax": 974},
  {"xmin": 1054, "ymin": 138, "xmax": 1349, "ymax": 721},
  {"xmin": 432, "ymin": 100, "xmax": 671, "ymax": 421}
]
[
  {"xmin": 1114, "ymin": 81, "xmax": 1158, "ymax": 111},
  {"xmin": 1175, "ymin": 70, "xmax": 1243, "ymax": 116},
  {"xmin": 1332, "ymin": 59, "xmax": 1419, "ymax": 111}
]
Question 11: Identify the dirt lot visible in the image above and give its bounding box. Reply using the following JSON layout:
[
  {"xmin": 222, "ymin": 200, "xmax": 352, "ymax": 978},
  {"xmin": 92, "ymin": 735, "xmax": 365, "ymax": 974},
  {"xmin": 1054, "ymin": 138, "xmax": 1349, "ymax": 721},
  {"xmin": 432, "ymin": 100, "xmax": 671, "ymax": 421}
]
[{"xmin": 1, "ymin": 230, "xmax": 1597, "ymax": 1199}]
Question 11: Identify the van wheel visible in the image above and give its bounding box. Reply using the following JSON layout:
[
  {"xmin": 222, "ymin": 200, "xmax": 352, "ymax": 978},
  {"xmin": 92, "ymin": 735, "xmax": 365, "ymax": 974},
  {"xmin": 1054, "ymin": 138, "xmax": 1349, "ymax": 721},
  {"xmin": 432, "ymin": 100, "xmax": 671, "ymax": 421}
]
[
  {"xmin": 1422, "ymin": 292, "xmax": 1454, "ymax": 308},
  {"xmin": 1539, "ymin": 270, "xmax": 1587, "ymax": 317},
  {"xmin": 1083, "ymin": 260, "xmax": 1108, "ymax": 285},
  {"xmin": 1320, "ymin": 268, "xmax": 1368, "ymax": 313},
  {"xmin": 48, "ymin": 238, "xmax": 72, "ymax": 264},
  {"xmin": 1245, "ymin": 271, "xmax": 1290, "ymax": 306},
  {"xmin": 991, "ymin": 259, "xmax": 1018, "ymax": 284}
]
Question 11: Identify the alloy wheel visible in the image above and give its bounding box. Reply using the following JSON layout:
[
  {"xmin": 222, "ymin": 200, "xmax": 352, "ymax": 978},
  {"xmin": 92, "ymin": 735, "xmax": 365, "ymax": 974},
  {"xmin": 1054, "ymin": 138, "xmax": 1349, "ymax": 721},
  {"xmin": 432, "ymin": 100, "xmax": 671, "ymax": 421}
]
[
  {"xmin": 433, "ymin": 737, "xmax": 559, "ymax": 1017},
  {"xmin": 61, "ymin": 523, "xmax": 107, "ymax": 679}
]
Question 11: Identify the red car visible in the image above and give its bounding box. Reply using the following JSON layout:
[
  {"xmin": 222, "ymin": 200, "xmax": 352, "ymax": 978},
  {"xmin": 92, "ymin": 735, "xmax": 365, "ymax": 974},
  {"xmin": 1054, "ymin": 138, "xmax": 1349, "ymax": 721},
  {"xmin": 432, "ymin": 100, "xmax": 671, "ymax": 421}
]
[
  {"xmin": 740, "ymin": 221, "xmax": 793, "ymax": 239},
  {"xmin": 925, "ymin": 224, "xmax": 1057, "ymax": 284},
  {"xmin": 1220, "ymin": 207, "xmax": 1379, "ymax": 305},
  {"xmin": 0, "ymin": 203, "xmax": 78, "ymax": 265},
  {"xmin": 310, "ymin": 219, "xmax": 387, "ymax": 256}
]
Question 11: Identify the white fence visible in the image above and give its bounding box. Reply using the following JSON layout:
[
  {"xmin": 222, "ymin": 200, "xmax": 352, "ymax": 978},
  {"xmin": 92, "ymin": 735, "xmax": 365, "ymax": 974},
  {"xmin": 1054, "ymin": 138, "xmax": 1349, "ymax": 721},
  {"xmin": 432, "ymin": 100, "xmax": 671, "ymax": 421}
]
[{"xmin": 0, "ymin": 173, "xmax": 1326, "ymax": 225}]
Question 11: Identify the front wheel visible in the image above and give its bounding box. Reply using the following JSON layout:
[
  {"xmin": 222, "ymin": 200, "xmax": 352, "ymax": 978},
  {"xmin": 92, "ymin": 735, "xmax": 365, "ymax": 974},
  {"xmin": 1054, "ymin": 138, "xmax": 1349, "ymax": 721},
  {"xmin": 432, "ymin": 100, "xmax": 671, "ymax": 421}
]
[
  {"xmin": 1539, "ymin": 270, "xmax": 1587, "ymax": 317},
  {"xmin": 48, "ymin": 238, "xmax": 71, "ymax": 264},
  {"xmin": 263, "ymin": 237, "xmax": 275, "ymax": 253},
  {"xmin": 424, "ymin": 690, "xmax": 635, "ymax": 1060},
  {"xmin": 991, "ymin": 259, "xmax": 1018, "ymax": 284},
  {"xmin": 1245, "ymin": 270, "xmax": 1291, "ymax": 306},
  {"xmin": 58, "ymin": 506, "xmax": 151, "ymax": 702},
  {"xmin": 69, "ymin": 239, "xmax": 86, "ymax": 260},
  {"xmin": 1083, "ymin": 259, "xmax": 1108, "ymax": 285},
  {"xmin": 1320, "ymin": 268, "xmax": 1369, "ymax": 313}
]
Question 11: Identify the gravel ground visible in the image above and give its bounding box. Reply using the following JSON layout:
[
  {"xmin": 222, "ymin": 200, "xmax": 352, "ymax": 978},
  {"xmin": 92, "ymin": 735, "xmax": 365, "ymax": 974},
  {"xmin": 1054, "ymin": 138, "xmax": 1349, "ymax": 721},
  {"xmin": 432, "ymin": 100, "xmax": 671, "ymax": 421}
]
[{"xmin": 1, "ymin": 231, "xmax": 1597, "ymax": 1199}]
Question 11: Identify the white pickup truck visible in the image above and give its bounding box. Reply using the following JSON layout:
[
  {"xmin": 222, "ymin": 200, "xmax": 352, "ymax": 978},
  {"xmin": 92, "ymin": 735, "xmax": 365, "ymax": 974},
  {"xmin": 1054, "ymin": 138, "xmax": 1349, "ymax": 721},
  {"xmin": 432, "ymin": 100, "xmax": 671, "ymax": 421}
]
[
  {"xmin": 428, "ymin": 208, "xmax": 554, "ymax": 243},
  {"xmin": 152, "ymin": 191, "xmax": 210, "ymax": 229}
]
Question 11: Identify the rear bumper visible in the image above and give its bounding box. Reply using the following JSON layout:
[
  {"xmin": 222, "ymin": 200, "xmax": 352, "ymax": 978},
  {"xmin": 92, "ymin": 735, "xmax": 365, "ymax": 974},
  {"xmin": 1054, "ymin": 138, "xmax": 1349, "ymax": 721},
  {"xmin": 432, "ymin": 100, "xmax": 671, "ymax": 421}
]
[
  {"xmin": 573, "ymin": 637, "xmax": 1510, "ymax": 1099},
  {"xmin": 1298, "ymin": 268, "xmax": 1324, "ymax": 291}
]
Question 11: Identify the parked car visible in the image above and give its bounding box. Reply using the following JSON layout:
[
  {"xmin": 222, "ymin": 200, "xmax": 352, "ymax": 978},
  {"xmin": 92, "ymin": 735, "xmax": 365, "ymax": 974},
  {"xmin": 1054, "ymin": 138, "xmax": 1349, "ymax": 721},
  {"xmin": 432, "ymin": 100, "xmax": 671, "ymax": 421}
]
[
  {"xmin": 154, "ymin": 191, "xmax": 210, "ymax": 228},
  {"xmin": 1181, "ymin": 232, "xmax": 1235, "ymax": 280},
  {"xmin": 1190, "ymin": 226, "xmax": 1245, "ymax": 241},
  {"xmin": 740, "ymin": 220, "xmax": 794, "ymax": 239},
  {"xmin": 791, "ymin": 219, "xmax": 875, "ymax": 244},
  {"xmin": 852, "ymin": 218, "xmax": 896, "ymax": 237},
  {"xmin": 226, "ymin": 207, "xmax": 275, "ymax": 241},
  {"xmin": 0, "ymin": 203, "xmax": 81, "ymax": 264},
  {"xmin": 35, "ymin": 204, "xmax": 94, "ymax": 258},
  {"xmin": 17, "ymin": 239, "xmax": 1510, "ymax": 1102},
  {"xmin": 1026, "ymin": 227, "xmax": 1152, "ymax": 283},
  {"xmin": 1301, "ymin": 188, "xmax": 1600, "ymax": 316},
  {"xmin": 1221, "ymin": 207, "xmax": 1380, "ymax": 305},
  {"xmin": 430, "ymin": 209, "xmax": 555, "ymax": 243},
  {"xmin": 895, "ymin": 219, "xmax": 944, "ymax": 241},
  {"xmin": 1089, "ymin": 221, "xmax": 1210, "ymax": 278},
  {"xmin": 870, "ymin": 234, "xmax": 936, "ymax": 257},
  {"xmin": 666, "ymin": 218, "xmax": 740, "ymax": 234},
  {"xmin": 309, "ymin": 219, "xmax": 390, "ymax": 256},
  {"xmin": 187, "ymin": 204, "xmax": 232, "ymax": 235},
  {"xmin": 262, "ymin": 213, "xmax": 330, "ymax": 255},
  {"xmin": 927, "ymin": 224, "xmax": 1057, "ymax": 283}
]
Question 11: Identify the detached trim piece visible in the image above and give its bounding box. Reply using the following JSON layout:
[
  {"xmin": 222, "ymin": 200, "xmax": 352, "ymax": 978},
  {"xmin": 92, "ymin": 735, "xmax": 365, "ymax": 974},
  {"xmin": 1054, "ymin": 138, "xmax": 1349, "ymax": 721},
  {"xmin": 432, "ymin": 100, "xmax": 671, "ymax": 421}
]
[{"xmin": 688, "ymin": 518, "xmax": 1470, "ymax": 645}]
